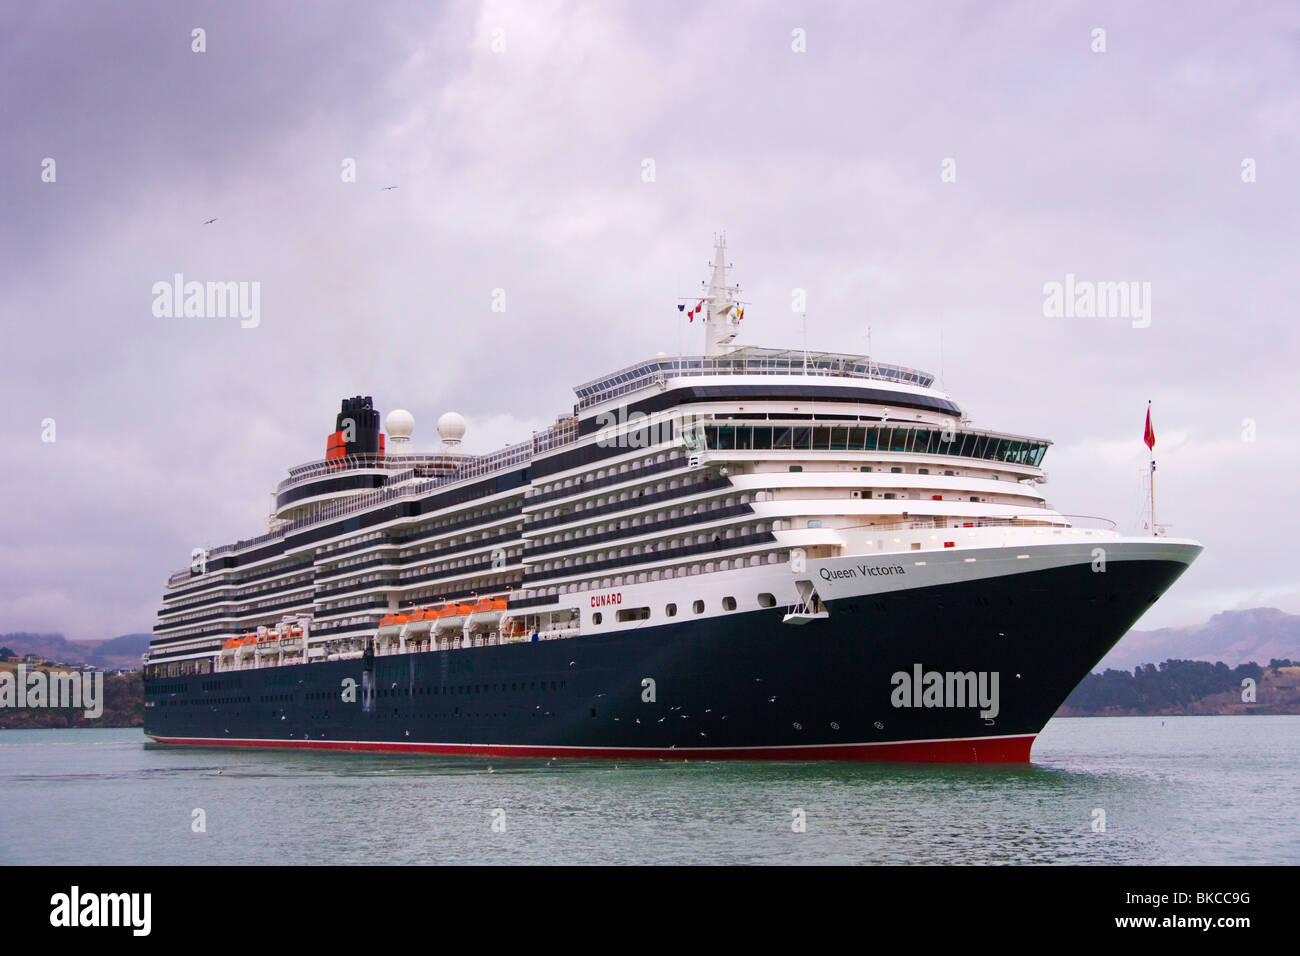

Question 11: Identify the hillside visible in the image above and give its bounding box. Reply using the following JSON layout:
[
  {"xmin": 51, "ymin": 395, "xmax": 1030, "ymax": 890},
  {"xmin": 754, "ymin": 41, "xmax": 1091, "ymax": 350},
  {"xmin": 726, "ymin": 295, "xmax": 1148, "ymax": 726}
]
[
  {"xmin": 1100, "ymin": 607, "xmax": 1300, "ymax": 671},
  {"xmin": 0, "ymin": 665, "xmax": 143, "ymax": 728},
  {"xmin": 0, "ymin": 632, "xmax": 150, "ymax": 671},
  {"xmin": 1060, "ymin": 662, "xmax": 1300, "ymax": 717}
]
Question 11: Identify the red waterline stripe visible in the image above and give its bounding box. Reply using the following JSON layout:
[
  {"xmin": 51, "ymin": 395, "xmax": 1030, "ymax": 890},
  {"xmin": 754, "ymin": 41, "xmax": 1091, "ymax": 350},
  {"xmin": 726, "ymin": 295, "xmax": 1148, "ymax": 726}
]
[{"xmin": 146, "ymin": 734, "xmax": 1035, "ymax": 763}]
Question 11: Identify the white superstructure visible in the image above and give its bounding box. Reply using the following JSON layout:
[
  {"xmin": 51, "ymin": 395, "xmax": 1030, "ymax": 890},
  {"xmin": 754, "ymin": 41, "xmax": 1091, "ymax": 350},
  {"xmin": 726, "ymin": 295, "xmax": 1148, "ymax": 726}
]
[{"xmin": 146, "ymin": 242, "xmax": 1190, "ymax": 680}]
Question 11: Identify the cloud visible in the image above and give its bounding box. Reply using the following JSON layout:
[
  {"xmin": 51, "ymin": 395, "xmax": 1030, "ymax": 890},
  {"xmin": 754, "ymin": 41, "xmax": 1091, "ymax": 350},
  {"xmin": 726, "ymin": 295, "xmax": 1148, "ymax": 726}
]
[{"xmin": 2, "ymin": 1, "xmax": 1298, "ymax": 637}]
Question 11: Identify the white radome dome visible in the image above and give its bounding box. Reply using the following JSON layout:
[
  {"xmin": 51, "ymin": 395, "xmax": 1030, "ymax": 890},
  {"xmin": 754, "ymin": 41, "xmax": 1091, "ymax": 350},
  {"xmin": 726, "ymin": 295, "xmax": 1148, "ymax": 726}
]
[
  {"xmin": 437, "ymin": 411, "xmax": 467, "ymax": 446},
  {"xmin": 385, "ymin": 409, "xmax": 415, "ymax": 442}
]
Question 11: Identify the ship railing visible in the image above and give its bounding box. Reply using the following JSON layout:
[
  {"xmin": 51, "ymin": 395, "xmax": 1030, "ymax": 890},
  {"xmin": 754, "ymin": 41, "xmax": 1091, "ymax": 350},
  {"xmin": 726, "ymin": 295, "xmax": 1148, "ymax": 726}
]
[
  {"xmin": 574, "ymin": 351, "xmax": 935, "ymax": 411},
  {"xmin": 532, "ymin": 418, "xmax": 579, "ymax": 455},
  {"xmin": 168, "ymin": 441, "xmax": 535, "ymax": 585},
  {"xmin": 840, "ymin": 514, "xmax": 1117, "ymax": 534},
  {"xmin": 278, "ymin": 454, "xmax": 466, "ymax": 492}
]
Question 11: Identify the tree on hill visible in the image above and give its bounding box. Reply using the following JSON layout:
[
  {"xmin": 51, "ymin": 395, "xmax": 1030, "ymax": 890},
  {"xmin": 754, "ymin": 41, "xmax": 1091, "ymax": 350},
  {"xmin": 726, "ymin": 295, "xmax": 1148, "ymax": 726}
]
[{"xmin": 1065, "ymin": 659, "xmax": 1264, "ymax": 712}]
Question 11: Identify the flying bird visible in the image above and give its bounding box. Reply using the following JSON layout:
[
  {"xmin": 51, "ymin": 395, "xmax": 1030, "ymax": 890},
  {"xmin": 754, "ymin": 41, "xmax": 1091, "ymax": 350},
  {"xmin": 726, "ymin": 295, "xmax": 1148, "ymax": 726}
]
[
  {"xmin": 381, "ymin": 185, "xmax": 399, "ymax": 191},
  {"xmin": 203, "ymin": 218, "xmax": 217, "ymax": 225}
]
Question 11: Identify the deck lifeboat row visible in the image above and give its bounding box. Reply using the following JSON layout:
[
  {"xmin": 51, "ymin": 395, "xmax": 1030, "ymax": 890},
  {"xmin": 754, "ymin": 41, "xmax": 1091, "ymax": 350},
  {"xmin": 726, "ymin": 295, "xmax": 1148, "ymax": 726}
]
[
  {"xmin": 220, "ymin": 626, "xmax": 304, "ymax": 649},
  {"xmin": 378, "ymin": 598, "xmax": 509, "ymax": 637},
  {"xmin": 220, "ymin": 625, "xmax": 305, "ymax": 656}
]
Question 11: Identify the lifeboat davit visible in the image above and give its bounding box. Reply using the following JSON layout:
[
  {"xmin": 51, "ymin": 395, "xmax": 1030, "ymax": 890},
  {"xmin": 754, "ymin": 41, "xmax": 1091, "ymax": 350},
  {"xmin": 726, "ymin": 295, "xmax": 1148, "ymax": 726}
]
[
  {"xmin": 377, "ymin": 613, "xmax": 406, "ymax": 638},
  {"xmin": 467, "ymin": 597, "xmax": 507, "ymax": 630},
  {"xmin": 404, "ymin": 608, "xmax": 435, "ymax": 636},
  {"xmin": 434, "ymin": 603, "xmax": 474, "ymax": 634}
]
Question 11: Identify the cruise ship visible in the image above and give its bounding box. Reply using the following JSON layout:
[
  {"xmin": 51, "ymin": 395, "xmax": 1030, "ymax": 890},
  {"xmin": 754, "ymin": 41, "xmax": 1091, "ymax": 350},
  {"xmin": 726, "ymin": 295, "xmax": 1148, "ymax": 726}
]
[{"xmin": 142, "ymin": 241, "xmax": 1201, "ymax": 762}]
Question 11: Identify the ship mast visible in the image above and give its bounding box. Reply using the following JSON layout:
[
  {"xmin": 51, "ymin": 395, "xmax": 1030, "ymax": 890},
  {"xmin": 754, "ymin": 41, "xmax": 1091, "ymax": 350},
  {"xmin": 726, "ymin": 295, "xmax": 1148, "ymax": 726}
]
[{"xmin": 702, "ymin": 235, "xmax": 743, "ymax": 356}]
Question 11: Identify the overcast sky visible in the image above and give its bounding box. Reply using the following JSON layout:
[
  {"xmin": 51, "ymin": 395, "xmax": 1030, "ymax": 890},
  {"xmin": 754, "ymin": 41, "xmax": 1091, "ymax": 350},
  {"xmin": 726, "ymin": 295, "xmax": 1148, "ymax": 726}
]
[{"xmin": 2, "ymin": 0, "xmax": 1297, "ymax": 640}]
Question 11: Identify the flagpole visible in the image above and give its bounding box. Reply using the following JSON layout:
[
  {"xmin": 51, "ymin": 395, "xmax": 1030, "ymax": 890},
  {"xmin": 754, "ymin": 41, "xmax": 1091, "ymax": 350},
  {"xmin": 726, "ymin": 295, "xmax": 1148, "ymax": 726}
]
[
  {"xmin": 1150, "ymin": 447, "xmax": 1156, "ymax": 536},
  {"xmin": 1147, "ymin": 400, "xmax": 1156, "ymax": 537}
]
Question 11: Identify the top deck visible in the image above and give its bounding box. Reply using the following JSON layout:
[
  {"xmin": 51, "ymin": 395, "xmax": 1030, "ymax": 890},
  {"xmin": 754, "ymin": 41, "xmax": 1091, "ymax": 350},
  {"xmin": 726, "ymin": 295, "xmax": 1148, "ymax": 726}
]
[{"xmin": 574, "ymin": 347, "xmax": 936, "ymax": 411}]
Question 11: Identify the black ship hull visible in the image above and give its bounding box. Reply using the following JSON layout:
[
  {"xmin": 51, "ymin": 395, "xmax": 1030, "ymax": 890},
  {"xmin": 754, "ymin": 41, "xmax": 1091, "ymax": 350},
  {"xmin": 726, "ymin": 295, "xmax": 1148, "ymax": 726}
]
[{"xmin": 144, "ymin": 555, "xmax": 1192, "ymax": 762}]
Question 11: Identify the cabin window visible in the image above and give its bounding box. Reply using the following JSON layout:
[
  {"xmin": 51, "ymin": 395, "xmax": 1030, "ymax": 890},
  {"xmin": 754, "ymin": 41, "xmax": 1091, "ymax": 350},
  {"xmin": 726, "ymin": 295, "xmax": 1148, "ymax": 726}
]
[
  {"xmin": 693, "ymin": 600, "xmax": 705, "ymax": 614},
  {"xmin": 722, "ymin": 596, "xmax": 737, "ymax": 611},
  {"xmin": 788, "ymin": 465, "xmax": 803, "ymax": 472},
  {"xmin": 665, "ymin": 603, "xmax": 677, "ymax": 617},
  {"xmin": 592, "ymin": 612, "xmax": 603, "ymax": 625},
  {"xmin": 757, "ymin": 593, "xmax": 776, "ymax": 608},
  {"xmin": 616, "ymin": 607, "xmax": 650, "ymax": 622}
]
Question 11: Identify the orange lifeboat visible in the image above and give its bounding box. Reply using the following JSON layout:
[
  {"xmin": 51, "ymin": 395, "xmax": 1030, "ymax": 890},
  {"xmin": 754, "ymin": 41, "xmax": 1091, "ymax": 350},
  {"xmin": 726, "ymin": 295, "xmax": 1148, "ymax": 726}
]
[
  {"xmin": 405, "ymin": 607, "xmax": 434, "ymax": 636},
  {"xmin": 467, "ymin": 598, "xmax": 506, "ymax": 630},
  {"xmin": 434, "ymin": 603, "xmax": 473, "ymax": 634}
]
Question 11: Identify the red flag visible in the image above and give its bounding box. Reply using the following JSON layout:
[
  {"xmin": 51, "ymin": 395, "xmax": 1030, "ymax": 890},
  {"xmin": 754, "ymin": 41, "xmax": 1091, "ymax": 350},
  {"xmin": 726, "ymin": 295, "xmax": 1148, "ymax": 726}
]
[
  {"xmin": 687, "ymin": 300, "xmax": 702, "ymax": 322},
  {"xmin": 1143, "ymin": 405, "xmax": 1155, "ymax": 450}
]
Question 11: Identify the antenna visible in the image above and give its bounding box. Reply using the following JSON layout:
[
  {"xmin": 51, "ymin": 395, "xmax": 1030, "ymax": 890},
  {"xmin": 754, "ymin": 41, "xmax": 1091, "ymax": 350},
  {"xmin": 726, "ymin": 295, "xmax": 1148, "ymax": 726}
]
[
  {"xmin": 939, "ymin": 327, "xmax": 946, "ymax": 392},
  {"xmin": 676, "ymin": 271, "xmax": 684, "ymax": 359},
  {"xmin": 802, "ymin": 313, "xmax": 809, "ymax": 375}
]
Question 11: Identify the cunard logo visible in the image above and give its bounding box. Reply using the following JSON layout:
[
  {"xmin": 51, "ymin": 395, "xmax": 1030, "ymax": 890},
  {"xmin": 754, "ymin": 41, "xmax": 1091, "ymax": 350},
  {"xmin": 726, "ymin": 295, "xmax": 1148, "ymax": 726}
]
[{"xmin": 890, "ymin": 664, "xmax": 1000, "ymax": 719}]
